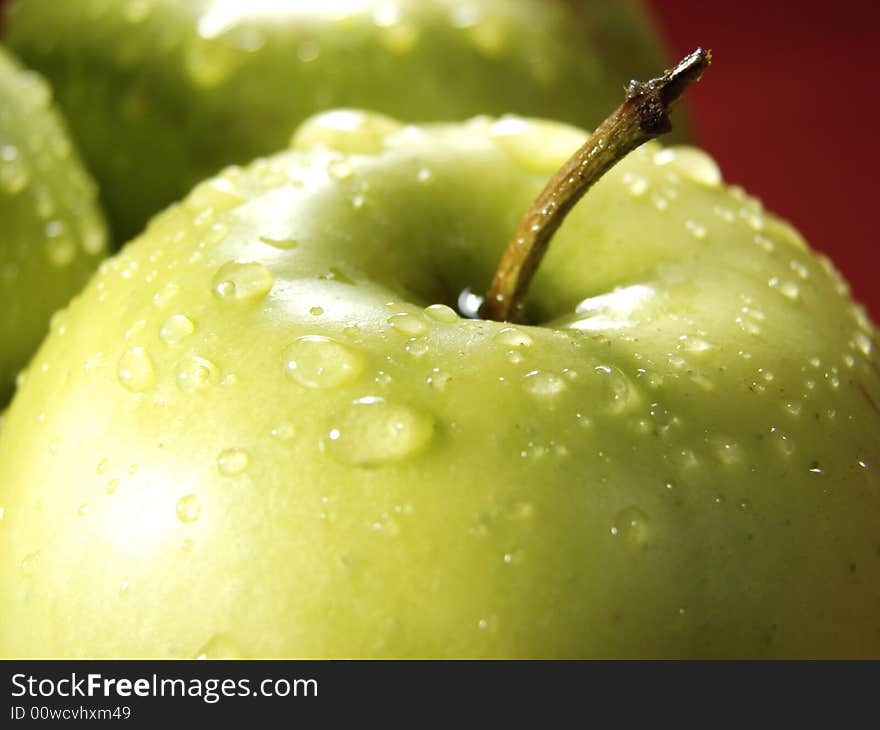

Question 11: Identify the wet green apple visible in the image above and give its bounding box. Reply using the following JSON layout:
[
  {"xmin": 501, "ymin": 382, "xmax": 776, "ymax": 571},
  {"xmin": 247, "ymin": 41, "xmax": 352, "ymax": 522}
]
[
  {"xmin": 5, "ymin": 0, "xmax": 671, "ymax": 244},
  {"xmin": 0, "ymin": 45, "xmax": 107, "ymax": 403},
  {"xmin": 0, "ymin": 102, "xmax": 878, "ymax": 658}
]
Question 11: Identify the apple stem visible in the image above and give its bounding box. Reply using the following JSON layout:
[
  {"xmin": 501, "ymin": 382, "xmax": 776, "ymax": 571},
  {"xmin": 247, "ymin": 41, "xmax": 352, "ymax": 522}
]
[{"xmin": 479, "ymin": 48, "xmax": 712, "ymax": 323}]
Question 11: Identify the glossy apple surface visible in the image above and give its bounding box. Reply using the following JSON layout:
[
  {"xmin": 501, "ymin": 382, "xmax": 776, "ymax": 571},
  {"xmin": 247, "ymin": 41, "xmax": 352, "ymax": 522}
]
[
  {"xmin": 0, "ymin": 111, "xmax": 877, "ymax": 658},
  {"xmin": 0, "ymin": 45, "xmax": 107, "ymax": 402},
  {"xmin": 4, "ymin": 0, "xmax": 670, "ymax": 243}
]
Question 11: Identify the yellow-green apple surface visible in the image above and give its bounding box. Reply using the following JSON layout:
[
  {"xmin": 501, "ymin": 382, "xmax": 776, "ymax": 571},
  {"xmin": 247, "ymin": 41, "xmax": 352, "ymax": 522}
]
[
  {"xmin": 4, "ymin": 0, "xmax": 671, "ymax": 244},
  {"xmin": 0, "ymin": 63, "xmax": 878, "ymax": 656},
  {"xmin": 0, "ymin": 45, "xmax": 107, "ymax": 403}
]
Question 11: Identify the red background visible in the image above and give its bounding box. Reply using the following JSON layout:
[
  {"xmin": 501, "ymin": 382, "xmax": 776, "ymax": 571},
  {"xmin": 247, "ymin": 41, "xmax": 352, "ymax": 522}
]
[
  {"xmin": 2, "ymin": 0, "xmax": 878, "ymax": 321},
  {"xmin": 647, "ymin": 0, "xmax": 879, "ymax": 321}
]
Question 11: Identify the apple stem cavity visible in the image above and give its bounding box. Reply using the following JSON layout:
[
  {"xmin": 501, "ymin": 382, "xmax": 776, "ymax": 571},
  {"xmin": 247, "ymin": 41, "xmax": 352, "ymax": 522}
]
[{"xmin": 480, "ymin": 48, "xmax": 712, "ymax": 323}]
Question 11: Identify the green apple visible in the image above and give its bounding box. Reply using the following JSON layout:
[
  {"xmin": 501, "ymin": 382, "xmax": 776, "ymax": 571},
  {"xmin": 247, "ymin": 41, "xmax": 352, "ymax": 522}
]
[
  {"xmin": 0, "ymin": 45, "xmax": 107, "ymax": 403},
  {"xmin": 1, "ymin": 83, "xmax": 878, "ymax": 656},
  {"xmin": 4, "ymin": 0, "xmax": 672, "ymax": 244}
]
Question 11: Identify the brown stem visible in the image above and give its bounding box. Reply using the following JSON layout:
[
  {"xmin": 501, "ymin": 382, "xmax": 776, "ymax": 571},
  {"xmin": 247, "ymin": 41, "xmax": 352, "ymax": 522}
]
[{"xmin": 480, "ymin": 48, "xmax": 712, "ymax": 323}]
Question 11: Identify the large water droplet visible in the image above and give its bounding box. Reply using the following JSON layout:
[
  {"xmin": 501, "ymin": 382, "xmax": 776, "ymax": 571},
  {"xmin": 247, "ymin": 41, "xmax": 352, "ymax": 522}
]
[
  {"xmin": 217, "ymin": 448, "xmax": 250, "ymax": 476},
  {"xmin": 176, "ymin": 494, "xmax": 201, "ymax": 523},
  {"xmin": 594, "ymin": 365, "xmax": 637, "ymax": 413},
  {"xmin": 610, "ymin": 507, "xmax": 652, "ymax": 547},
  {"xmin": 388, "ymin": 313, "xmax": 428, "ymax": 337},
  {"xmin": 44, "ymin": 220, "xmax": 76, "ymax": 266},
  {"xmin": 117, "ymin": 347, "xmax": 156, "ymax": 392},
  {"xmin": 284, "ymin": 336, "xmax": 364, "ymax": 389},
  {"xmin": 523, "ymin": 370, "xmax": 567, "ymax": 397},
  {"xmin": 212, "ymin": 261, "xmax": 274, "ymax": 301},
  {"xmin": 160, "ymin": 314, "xmax": 196, "ymax": 345},
  {"xmin": 323, "ymin": 397, "xmax": 434, "ymax": 467},
  {"xmin": 494, "ymin": 326, "xmax": 533, "ymax": 348},
  {"xmin": 195, "ymin": 634, "xmax": 242, "ymax": 659},
  {"xmin": 424, "ymin": 303, "xmax": 458, "ymax": 323},
  {"xmin": 176, "ymin": 356, "xmax": 220, "ymax": 393}
]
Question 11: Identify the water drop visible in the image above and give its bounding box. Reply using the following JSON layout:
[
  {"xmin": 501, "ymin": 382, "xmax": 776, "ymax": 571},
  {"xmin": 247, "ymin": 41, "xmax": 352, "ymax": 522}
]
[
  {"xmin": 217, "ymin": 448, "xmax": 250, "ymax": 476},
  {"xmin": 654, "ymin": 146, "xmax": 722, "ymax": 187},
  {"xmin": 176, "ymin": 356, "xmax": 220, "ymax": 393},
  {"xmin": 117, "ymin": 347, "xmax": 156, "ymax": 392},
  {"xmin": 195, "ymin": 635, "xmax": 242, "ymax": 659},
  {"xmin": 284, "ymin": 336, "xmax": 364, "ymax": 389},
  {"xmin": 769, "ymin": 427, "xmax": 795, "ymax": 457},
  {"xmin": 327, "ymin": 158, "xmax": 354, "ymax": 181},
  {"xmin": 323, "ymin": 398, "xmax": 434, "ymax": 467},
  {"xmin": 610, "ymin": 507, "xmax": 651, "ymax": 547},
  {"xmin": 212, "ymin": 261, "xmax": 274, "ymax": 301},
  {"xmin": 424, "ymin": 304, "xmax": 458, "ymax": 323},
  {"xmin": 270, "ymin": 423, "xmax": 296, "ymax": 441},
  {"xmin": 260, "ymin": 234, "xmax": 297, "ymax": 250},
  {"xmin": 685, "ymin": 219, "xmax": 707, "ymax": 240},
  {"xmin": 712, "ymin": 438, "xmax": 743, "ymax": 465},
  {"xmin": 176, "ymin": 494, "xmax": 201, "ymax": 523},
  {"xmin": 388, "ymin": 313, "xmax": 428, "ymax": 337},
  {"xmin": 523, "ymin": 370, "xmax": 567, "ymax": 397},
  {"xmin": 44, "ymin": 220, "xmax": 76, "ymax": 266},
  {"xmin": 594, "ymin": 365, "xmax": 637, "ymax": 413},
  {"xmin": 494, "ymin": 326, "xmax": 533, "ymax": 348},
  {"xmin": 159, "ymin": 314, "xmax": 196, "ymax": 345}
]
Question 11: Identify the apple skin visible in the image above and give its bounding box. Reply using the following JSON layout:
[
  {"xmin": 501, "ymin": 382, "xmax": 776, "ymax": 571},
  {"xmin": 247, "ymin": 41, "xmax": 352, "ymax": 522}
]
[
  {"xmin": 0, "ymin": 45, "xmax": 107, "ymax": 403},
  {"xmin": 0, "ymin": 111, "xmax": 878, "ymax": 658},
  {"xmin": 4, "ymin": 0, "xmax": 671, "ymax": 244}
]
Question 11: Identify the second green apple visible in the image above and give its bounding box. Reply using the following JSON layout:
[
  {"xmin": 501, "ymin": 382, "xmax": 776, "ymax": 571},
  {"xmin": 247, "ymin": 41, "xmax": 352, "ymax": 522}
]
[{"xmin": 5, "ymin": 0, "xmax": 671, "ymax": 243}]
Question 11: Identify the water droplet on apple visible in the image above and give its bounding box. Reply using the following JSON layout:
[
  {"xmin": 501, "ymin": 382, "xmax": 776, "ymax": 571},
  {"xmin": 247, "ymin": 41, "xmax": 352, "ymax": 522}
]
[
  {"xmin": 685, "ymin": 219, "xmax": 707, "ymax": 240},
  {"xmin": 523, "ymin": 370, "xmax": 567, "ymax": 397},
  {"xmin": 217, "ymin": 448, "xmax": 250, "ymax": 476},
  {"xmin": 259, "ymin": 234, "xmax": 297, "ymax": 250},
  {"xmin": 784, "ymin": 401, "xmax": 803, "ymax": 416},
  {"xmin": 212, "ymin": 261, "xmax": 274, "ymax": 301},
  {"xmin": 44, "ymin": 220, "xmax": 76, "ymax": 266},
  {"xmin": 594, "ymin": 365, "xmax": 637, "ymax": 413},
  {"xmin": 0, "ymin": 145, "xmax": 29, "ymax": 194},
  {"xmin": 176, "ymin": 494, "xmax": 201, "ymax": 523},
  {"xmin": 494, "ymin": 327, "xmax": 533, "ymax": 348},
  {"xmin": 654, "ymin": 146, "xmax": 722, "ymax": 187},
  {"xmin": 271, "ymin": 423, "xmax": 296, "ymax": 441},
  {"xmin": 853, "ymin": 332, "xmax": 872, "ymax": 357},
  {"xmin": 769, "ymin": 276, "xmax": 800, "ymax": 301},
  {"xmin": 769, "ymin": 427, "xmax": 795, "ymax": 457},
  {"xmin": 610, "ymin": 507, "xmax": 651, "ymax": 547},
  {"xmin": 195, "ymin": 635, "xmax": 242, "ymax": 659},
  {"xmin": 712, "ymin": 438, "xmax": 743, "ymax": 465},
  {"xmin": 284, "ymin": 336, "xmax": 364, "ymax": 389},
  {"xmin": 426, "ymin": 369, "xmax": 451, "ymax": 390},
  {"xmin": 309, "ymin": 306, "xmax": 324, "ymax": 316},
  {"xmin": 105, "ymin": 479, "xmax": 120, "ymax": 495},
  {"xmin": 159, "ymin": 314, "xmax": 196, "ymax": 345},
  {"xmin": 117, "ymin": 347, "xmax": 156, "ymax": 392},
  {"xmin": 327, "ymin": 158, "xmax": 354, "ymax": 181},
  {"xmin": 323, "ymin": 397, "xmax": 434, "ymax": 467},
  {"xmin": 388, "ymin": 313, "xmax": 428, "ymax": 337},
  {"xmin": 424, "ymin": 304, "xmax": 458, "ymax": 323},
  {"xmin": 404, "ymin": 338, "xmax": 429, "ymax": 357},
  {"xmin": 176, "ymin": 356, "xmax": 220, "ymax": 393}
]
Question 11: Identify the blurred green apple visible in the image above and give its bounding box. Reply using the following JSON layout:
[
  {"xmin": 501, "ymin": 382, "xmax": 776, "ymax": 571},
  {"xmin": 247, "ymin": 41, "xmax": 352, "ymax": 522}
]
[
  {"xmin": 0, "ymin": 45, "xmax": 107, "ymax": 403},
  {"xmin": 5, "ymin": 0, "xmax": 672, "ymax": 243},
  {"xmin": 1, "ymin": 98, "xmax": 878, "ymax": 657}
]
